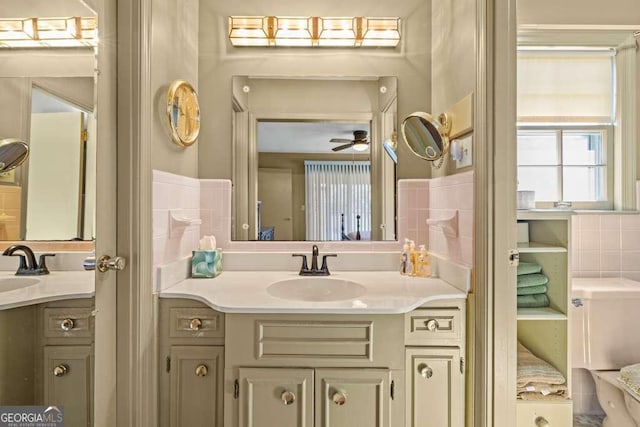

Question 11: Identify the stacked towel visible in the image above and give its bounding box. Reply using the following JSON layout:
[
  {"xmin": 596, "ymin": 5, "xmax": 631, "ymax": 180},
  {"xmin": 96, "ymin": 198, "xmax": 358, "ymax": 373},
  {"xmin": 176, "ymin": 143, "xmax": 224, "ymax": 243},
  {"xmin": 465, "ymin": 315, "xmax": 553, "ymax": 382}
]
[
  {"xmin": 620, "ymin": 363, "xmax": 640, "ymax": 397},
  {"xmin": 517, "ymin": 341, "xmax": 568, "ymax": 400},
  {"xmin": 517, "ymin": 264, "xmax": 549, "ymax": 308}
]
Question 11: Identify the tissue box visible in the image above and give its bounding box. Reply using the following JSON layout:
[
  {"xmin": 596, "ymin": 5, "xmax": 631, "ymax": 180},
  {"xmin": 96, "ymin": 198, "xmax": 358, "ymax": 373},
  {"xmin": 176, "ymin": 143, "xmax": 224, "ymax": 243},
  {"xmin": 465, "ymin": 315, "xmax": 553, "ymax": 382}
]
[{"xmin": 191, "ymin": 249, "xmax": 222, "ymax": 278}]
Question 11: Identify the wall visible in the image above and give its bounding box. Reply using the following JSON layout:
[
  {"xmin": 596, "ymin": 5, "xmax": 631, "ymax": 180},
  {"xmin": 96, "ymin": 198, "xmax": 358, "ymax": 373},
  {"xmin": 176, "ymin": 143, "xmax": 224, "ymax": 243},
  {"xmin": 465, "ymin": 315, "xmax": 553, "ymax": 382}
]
[
  {"xmin": 258, "ymin": 152, "xmax": 369, "ymax": 240},
  {"xmin": 431, "ymin": 0, "xmax": 477, "ymax": 177},
  {"xmin": 150, "ymin": 0, "xmax": 199, "ymax": 177},
  {"xmin": 198, "ymin": 0, "xmax": 432, "ymax": 181},
  {"xmin": 0, "ymin": 186, "xmax": 21, "ymax": 240}
]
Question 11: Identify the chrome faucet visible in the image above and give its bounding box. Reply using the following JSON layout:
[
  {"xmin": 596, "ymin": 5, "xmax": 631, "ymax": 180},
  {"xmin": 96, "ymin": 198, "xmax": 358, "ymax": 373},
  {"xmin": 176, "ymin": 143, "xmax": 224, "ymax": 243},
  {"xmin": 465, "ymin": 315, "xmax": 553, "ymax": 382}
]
[
  {"xmin": 292, "ymin": 244, "xmax": 337, "ymax": 276},
  {"xmin": 2, "ymin": 245, "xmax": 55, "ymax": 275}
]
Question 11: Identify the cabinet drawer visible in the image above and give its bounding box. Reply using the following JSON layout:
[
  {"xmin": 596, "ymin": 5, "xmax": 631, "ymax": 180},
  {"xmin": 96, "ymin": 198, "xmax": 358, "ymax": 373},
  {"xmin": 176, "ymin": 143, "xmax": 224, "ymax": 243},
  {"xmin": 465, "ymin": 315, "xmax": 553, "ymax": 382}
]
[
  {"xmin": 405, "ymin": 307, "xmax": 462, "ymax": 346},
  {"xmin": 516, "ymin": 401, "xmax": 572, "ymax": 427},
  {"xmin": 169, "ymin": 308, "xmax": 224, "ymax": 339},
  {"xmin": 44, "ymin": 307, "xmax": 93, "ymax": 339}
]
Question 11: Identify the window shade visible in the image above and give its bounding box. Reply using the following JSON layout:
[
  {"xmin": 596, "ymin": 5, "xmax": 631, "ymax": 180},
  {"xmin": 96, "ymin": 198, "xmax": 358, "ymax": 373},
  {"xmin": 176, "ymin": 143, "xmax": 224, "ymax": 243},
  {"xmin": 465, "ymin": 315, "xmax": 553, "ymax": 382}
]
[
  {"xmin": 305, "ymin": 160, "xmax": 371, "ymax": 241},
  {"xmin": 517, "ymin": 52, "xmax": 614, "ymax": 123}
]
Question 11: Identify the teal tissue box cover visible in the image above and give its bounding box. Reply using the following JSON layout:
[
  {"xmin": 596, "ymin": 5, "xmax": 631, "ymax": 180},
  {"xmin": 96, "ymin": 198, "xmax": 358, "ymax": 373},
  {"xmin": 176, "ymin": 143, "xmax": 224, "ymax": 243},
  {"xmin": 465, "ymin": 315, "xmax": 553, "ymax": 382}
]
[{"xmin": 191, "ymin": 250, "xmax": 222, "ymax": 278}]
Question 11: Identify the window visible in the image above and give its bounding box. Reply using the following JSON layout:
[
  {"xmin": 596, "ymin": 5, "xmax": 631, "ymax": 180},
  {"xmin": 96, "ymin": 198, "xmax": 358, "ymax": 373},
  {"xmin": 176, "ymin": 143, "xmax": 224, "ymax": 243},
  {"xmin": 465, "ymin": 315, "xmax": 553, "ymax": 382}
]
[
  {"xmin": 517, "ymin": 50, "xmax": 615, "ymax": 209},
  {"xmin": 304, "ymin": 161, "xmax": 371, "ymax": 241}
]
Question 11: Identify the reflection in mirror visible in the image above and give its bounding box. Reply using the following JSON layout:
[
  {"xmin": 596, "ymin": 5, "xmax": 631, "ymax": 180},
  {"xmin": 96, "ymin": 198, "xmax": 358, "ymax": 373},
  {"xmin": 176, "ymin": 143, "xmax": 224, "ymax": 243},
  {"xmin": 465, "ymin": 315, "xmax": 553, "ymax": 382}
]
[
  {"xmin": 232, "ymin": 76, "xmax": 398, "ymax": 242},
  {"xmin": 0, "ymin": 138, "xmax": 29, "ymax": 172},
  {"xmin": 401, "ymin": 112, "xmax": 451, "ymax": 167},
  {"xmin": 0, "ymin": 76, "xmax": 96, "ymax": 242}
]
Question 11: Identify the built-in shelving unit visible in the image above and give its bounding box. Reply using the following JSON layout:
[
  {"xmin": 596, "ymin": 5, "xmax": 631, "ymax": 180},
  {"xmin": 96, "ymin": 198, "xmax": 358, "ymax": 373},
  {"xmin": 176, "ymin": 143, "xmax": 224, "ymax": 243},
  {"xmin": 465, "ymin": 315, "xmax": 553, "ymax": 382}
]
[{"xmin": 516, "ymin": 212, "xmax": 573, "ymax": 426}]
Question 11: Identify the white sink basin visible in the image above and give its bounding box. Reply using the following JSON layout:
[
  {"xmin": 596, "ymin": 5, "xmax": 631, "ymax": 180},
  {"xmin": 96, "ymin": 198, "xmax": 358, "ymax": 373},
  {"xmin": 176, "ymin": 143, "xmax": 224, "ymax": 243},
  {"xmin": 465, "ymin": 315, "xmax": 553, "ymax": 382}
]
[
  {"xmin": 0, "ymin": 277, "xmax": 41, "ymax": 292},
  {"xmin": 267, "ymin": 277, "xmax": 366, "ymax": 302}
]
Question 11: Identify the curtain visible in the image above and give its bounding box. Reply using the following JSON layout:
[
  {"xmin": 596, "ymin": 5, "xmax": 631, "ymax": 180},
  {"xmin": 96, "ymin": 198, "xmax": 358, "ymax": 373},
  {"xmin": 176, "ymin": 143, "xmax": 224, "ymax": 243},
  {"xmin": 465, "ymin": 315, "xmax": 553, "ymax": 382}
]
[{"xmin": 305, "ymin": 160, "xmax": 371, "ymax": 241}]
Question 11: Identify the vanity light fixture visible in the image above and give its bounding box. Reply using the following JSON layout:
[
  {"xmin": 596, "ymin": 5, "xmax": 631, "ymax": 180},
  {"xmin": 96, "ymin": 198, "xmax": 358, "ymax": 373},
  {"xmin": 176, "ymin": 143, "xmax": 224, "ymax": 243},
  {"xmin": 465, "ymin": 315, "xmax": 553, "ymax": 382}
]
[
  {"xmin": 228, "ymin": 16, "xmax": 400, "ymax": 48},
  {"xmin": 0, "ymin": 17, "xmax": 97, "ymax": 48}
]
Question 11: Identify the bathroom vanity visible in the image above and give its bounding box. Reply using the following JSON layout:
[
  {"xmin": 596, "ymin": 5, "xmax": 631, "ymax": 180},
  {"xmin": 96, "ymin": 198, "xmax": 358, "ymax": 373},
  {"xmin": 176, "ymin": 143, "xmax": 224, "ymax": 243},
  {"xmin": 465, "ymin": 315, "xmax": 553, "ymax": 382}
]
[{"xmin": 158, "ymin": 261, "xmax": 469, "ymax": 427}]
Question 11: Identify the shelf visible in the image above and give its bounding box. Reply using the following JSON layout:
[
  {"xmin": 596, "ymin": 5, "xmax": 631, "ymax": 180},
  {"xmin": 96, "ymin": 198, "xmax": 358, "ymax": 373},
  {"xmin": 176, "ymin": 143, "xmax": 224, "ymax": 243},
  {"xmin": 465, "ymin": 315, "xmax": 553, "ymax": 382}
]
[
  {"xmin": 517, "ymin": 242, "xmax": 567, "ymax": 253},
  {"xmin": 517, "ymin": 307, "xmax": 567, "ymax": 321}
]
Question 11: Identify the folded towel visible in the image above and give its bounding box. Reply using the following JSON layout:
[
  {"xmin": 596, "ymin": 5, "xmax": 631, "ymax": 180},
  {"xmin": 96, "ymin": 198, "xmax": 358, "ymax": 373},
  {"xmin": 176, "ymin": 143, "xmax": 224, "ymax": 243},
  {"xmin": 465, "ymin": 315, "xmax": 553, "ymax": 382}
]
[
  {"xmin": 517, "ymin": 285, "xmax": 548, "ymax": 296},
  {"xmin": 517, "ymin": 273, "xmax": 549, "ymax": 288},
  {"xmin": 517, "ymin": 391, "xmax": 568, "ymax": 401},
  {"xmin": 517, "ymin": 262, "xmax": 542, "ymax": 276},
  {"xmin": 517, "ymin": 341, "xmax": 566, "ymax": 388},
  {"xmin": 517, "ymin": 382, "xmax": 568, "ymax": 398},
  {"xmin": 517, "ymin": 294, "xmax": 549, "ymax": 308},
  {"xmin": 620, "ymin": 363, "xmax": 640, "ymax": 395}
]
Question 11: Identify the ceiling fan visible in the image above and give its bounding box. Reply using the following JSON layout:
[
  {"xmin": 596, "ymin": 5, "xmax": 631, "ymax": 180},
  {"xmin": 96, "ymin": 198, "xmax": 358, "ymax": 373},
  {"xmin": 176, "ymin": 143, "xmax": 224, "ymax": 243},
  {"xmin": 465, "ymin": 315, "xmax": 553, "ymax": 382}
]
[{"xmin": 329, "ymin": 130, "xmax": 370, "ymax": 152}]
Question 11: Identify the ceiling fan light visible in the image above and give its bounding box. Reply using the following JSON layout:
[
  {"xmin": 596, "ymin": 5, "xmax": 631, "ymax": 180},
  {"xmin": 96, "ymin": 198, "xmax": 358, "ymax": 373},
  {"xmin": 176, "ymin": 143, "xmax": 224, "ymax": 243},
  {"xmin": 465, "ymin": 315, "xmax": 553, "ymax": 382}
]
[{"xmin": 352, "ymin": 141, "xmax": 369, "ymax": 151}]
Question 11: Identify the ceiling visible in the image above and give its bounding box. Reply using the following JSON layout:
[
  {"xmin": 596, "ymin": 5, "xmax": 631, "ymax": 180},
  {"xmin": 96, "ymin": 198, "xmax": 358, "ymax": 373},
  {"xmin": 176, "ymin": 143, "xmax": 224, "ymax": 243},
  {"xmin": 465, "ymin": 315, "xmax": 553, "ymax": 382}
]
[
  {"xmin": 1, "ymin": 0, "xmax": 96, "ymax": 18},
  {"xmin": 257, "ymin": 121, "xmax": 371, "ymax": 154}
]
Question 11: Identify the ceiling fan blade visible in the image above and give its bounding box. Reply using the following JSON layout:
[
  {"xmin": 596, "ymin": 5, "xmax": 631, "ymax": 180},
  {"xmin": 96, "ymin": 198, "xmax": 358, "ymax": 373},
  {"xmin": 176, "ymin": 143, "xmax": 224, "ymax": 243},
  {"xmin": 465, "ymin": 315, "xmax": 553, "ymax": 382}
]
[
  {"xmin": 329, "ymin": 138, "xmax": 353, "ymax": 143},
  {"xmin": 332, "ymin": 143, "xmax": 354, "ymax": 152}
]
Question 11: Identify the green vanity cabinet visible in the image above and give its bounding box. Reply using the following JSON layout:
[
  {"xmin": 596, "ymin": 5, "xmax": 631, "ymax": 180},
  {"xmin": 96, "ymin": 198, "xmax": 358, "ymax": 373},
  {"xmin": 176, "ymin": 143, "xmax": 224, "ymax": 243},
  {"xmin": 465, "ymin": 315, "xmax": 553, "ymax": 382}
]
[{"xmin": 159, "ymin": 299, "xmax": 225, "ymax": 427}]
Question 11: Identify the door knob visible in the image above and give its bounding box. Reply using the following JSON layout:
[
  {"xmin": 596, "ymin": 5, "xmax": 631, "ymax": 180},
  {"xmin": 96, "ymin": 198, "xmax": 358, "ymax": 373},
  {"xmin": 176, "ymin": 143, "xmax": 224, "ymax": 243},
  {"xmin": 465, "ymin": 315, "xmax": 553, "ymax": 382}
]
[
  {"xmin": 53, "ymin": 365, "xmax": 68, "ymax": 377},
  {"xmin": 425, "ymin": 319, "xmax": 439, "ymax": 331},
  {"xmin": 60, "ymin": 318, "xmax": 75, "ymax": 331},
  {"xmin": 418, "ymin": 363, "xmax": 433, "ymax": 379},
  {"xmin": 97, "ymin": 255, "xmax": 127, "ymax": 273},
  {"xmin": 281, "ymin": 390, "xmax": 296, "ymax": 406},
  {"xmin": 195, "ymin": 364, "xmax": 208, "ymax": 377}
]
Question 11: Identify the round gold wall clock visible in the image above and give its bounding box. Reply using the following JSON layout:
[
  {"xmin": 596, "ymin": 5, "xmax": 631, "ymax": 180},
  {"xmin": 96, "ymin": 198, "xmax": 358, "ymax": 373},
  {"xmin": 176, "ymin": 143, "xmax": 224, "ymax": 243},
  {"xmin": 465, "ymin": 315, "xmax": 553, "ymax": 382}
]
[{"xmin": 165, "ymin": 80, "xmax": 200, "ymax": 147}]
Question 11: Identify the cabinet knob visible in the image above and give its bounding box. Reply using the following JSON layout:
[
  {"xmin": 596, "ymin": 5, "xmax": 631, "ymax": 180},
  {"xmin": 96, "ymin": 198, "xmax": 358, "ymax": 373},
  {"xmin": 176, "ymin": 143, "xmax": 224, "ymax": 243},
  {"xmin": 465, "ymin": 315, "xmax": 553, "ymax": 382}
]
[
  {"xmin": 53, "ymin": 365, "xmax": 68, "ymax": 377},
  {"xmin": 418, "ymin": 363, "xmax": 433, "ymax": 379},
  {"xmin": 195, "ymin": 364, "xmax": 208, "ymax": 377},
  {"xmin": 60, "ymin": 318, "xmax": 75, "ymax": 331},
  {"xmin": 425, "ymin": 319, "xmax": 439, "ymax": 331},
  {"xmin": 332, "ymin": 391, "xmax": 347, "ymax": 406},
  {"xmin": 189, "ymin": 318, "xmax": 202, "ymax": 331},
  {"xmin": 535, "ymin": 416, "xmax": 549, "ymax": 427},
  {"xmin": 281, "ymin": 390, "xmax": 296, "ymax": 406}
]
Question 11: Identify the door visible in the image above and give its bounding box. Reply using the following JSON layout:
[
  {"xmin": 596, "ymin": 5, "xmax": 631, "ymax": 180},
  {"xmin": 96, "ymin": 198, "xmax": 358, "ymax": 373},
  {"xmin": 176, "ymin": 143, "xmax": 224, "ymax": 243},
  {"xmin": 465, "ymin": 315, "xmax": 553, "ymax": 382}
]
[
  {"xmin": 405, "ymin": 348, "xmax": 464, "ymax": 427},
  {"xmin": 238, "ymin": 368, "xmax": 314, "ymax": 427},
  {"xmin": 258, "ymin": 168, "xmax": 293, "ymax": 240},
  {"xmin": 44, "ymin": 346, "xmax": 93, "ymax": 426},
  {"xmin": 315, "ymin": 368, "xmax": 391, "ymax": 427},
  {"xmin": 169, "ymin": 346, "xmax": 223, "ymax": 427},
  {"xmin": 27, "ymin": 112, "xmax": 84, "ymax": 240}
]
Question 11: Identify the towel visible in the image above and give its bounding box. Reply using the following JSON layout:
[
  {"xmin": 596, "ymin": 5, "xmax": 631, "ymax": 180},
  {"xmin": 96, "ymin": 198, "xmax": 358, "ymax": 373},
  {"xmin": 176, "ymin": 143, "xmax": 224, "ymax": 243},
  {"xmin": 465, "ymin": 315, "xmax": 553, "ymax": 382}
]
[
  {"xmin": 620, "ymin": 363, "xmax": 640, "ymax": 395},
  {"xmin": 517, "ymin": 262, "xmax": 542, "ymax": 276},
  {"xmin": 517, "ymin": 273, "xmax": 549, "ymax": 288},
  {"xmin": 517, "ymin": 341, "xmax": 566, "ymax": 387},
  {"xmin": 517, "ymin": 294, "xmax": 549, "ymax": 308},
  {"xmin": 517, "ymin": 382, "xmax": 568, "ymax": 397},
  {"xmin": 517, "ymin": 285, "xmax": 548, "ymax": 296}
]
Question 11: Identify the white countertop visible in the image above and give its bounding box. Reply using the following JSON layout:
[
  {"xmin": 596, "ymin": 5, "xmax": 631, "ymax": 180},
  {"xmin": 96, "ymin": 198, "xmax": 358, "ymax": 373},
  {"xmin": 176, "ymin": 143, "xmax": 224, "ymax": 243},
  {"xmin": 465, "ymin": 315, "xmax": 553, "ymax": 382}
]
[
  {"xmin": 160, "ymin": 271, "xmax": 467, "ymax": 314},
  {"xmin": 0, "ymin": 271, "xmax": 94, "ymax": 310}
]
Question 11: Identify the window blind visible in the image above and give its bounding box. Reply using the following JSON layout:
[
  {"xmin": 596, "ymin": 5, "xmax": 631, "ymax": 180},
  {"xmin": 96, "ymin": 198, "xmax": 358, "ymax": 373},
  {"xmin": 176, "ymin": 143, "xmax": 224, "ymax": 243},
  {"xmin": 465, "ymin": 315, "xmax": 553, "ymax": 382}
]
[
  {"xmin": 517, "ymin": 51, "xmax": 614, "ymax": 123},
  {"xmin": 305, "ymin": 160, "xmax": 371, "ymax": 241}
]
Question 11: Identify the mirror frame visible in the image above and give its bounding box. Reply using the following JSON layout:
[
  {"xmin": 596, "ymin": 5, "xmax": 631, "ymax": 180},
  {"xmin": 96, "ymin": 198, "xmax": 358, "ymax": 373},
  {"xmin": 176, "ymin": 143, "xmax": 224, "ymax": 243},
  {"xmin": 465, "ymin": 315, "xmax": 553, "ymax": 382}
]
[
  {"xmin": 164, "ymin": 79, "xmax": 200, "ymax": 147},
  {"xmin": 231, "ymin": 76, "xmax": 399, "ymax": 243}
]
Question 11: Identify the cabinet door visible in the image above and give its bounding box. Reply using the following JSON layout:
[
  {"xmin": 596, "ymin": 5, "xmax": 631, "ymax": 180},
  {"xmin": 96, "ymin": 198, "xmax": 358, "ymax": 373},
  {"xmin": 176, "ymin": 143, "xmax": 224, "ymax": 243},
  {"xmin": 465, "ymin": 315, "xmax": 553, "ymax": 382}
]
[
  {"xmin": 43, "ymin": 346, "xmax": 92, "ymax": 427},
  {"xmin": 315, "ymin": 368, "xmax": 391, "ymax": 427},
  {"xmin": 169, "ymin": 346, "xmax": 223, "ymax": 427},
  {"xmin": 238, "ymin": 368, "xmax": 313, "ymax": 427},
  {"xmin": 406, "ymin": 348, "xmax": 464, "ymax": 427}
]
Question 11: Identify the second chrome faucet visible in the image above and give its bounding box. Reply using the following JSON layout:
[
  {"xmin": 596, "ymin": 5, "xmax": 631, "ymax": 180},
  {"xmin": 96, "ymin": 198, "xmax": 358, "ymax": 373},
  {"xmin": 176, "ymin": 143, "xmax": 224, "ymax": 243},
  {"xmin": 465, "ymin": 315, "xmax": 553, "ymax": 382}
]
[{"xmin": 292, "ymin": 245, "xmax": 337, "ymax": 276}]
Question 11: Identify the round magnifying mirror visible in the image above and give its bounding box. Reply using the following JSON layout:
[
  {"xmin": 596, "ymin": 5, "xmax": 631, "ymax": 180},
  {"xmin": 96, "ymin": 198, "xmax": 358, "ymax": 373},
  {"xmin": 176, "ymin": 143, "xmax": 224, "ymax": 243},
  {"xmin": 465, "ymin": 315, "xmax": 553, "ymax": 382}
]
[
  {"xmin": 0, "ymin": 138, "xmax": 29, "ymax": 172},
  {"xmin": 401, "ymin": 112, "xmax": 451, "ymax": 162},
  {"xmin": 164, "ymin": 80, "xmax": 201, "ymax": 147}
]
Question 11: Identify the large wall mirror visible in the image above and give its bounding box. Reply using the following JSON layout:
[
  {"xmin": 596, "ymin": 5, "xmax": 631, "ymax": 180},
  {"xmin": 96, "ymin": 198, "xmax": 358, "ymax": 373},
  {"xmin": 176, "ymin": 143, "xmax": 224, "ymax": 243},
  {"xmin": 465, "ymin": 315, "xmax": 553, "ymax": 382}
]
[
  {"xmin": 232, "ymin": 76, "xmax": 398, "ymax": 242},
  {"xmin": 0, "ymin": 4, "xmax": 96, "ymax": 243}
]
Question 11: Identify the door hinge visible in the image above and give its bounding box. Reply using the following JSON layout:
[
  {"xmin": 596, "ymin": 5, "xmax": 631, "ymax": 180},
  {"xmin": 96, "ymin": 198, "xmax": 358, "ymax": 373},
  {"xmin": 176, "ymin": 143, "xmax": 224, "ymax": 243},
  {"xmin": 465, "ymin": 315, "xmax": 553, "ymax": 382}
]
[
  {"xmin": 81, "ymin": 129, "xmax": 88, "ymax": 143},
  {"xmin": 460, "ymin": 357, "xmax": 465, "ymax": 374},
  {"xmin": 234, "ymin": 379, "xmax": 239, "ymax": 399},
  {"xmin": 166, "ymin": 356, "xmax": 171, "ymax": 373},
  {"xmin": 508, "ymin": 249, "xmax": 520, "ymax": 266},
  {"xmin": 390, "ymin": 380, "xmax": 395, "ymax": 400}
]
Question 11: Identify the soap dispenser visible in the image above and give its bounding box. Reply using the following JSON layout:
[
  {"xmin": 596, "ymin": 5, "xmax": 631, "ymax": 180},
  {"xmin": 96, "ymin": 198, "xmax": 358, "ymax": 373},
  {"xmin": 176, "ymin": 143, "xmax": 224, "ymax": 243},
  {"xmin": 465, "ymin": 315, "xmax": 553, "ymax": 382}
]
[
  {"xmin": 417, "ymin": 245, "xmax": 431, "ymax": 277},
  {"xmin": 400, "ymin": 238, "xmax": 411, "ymax": 276}
]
